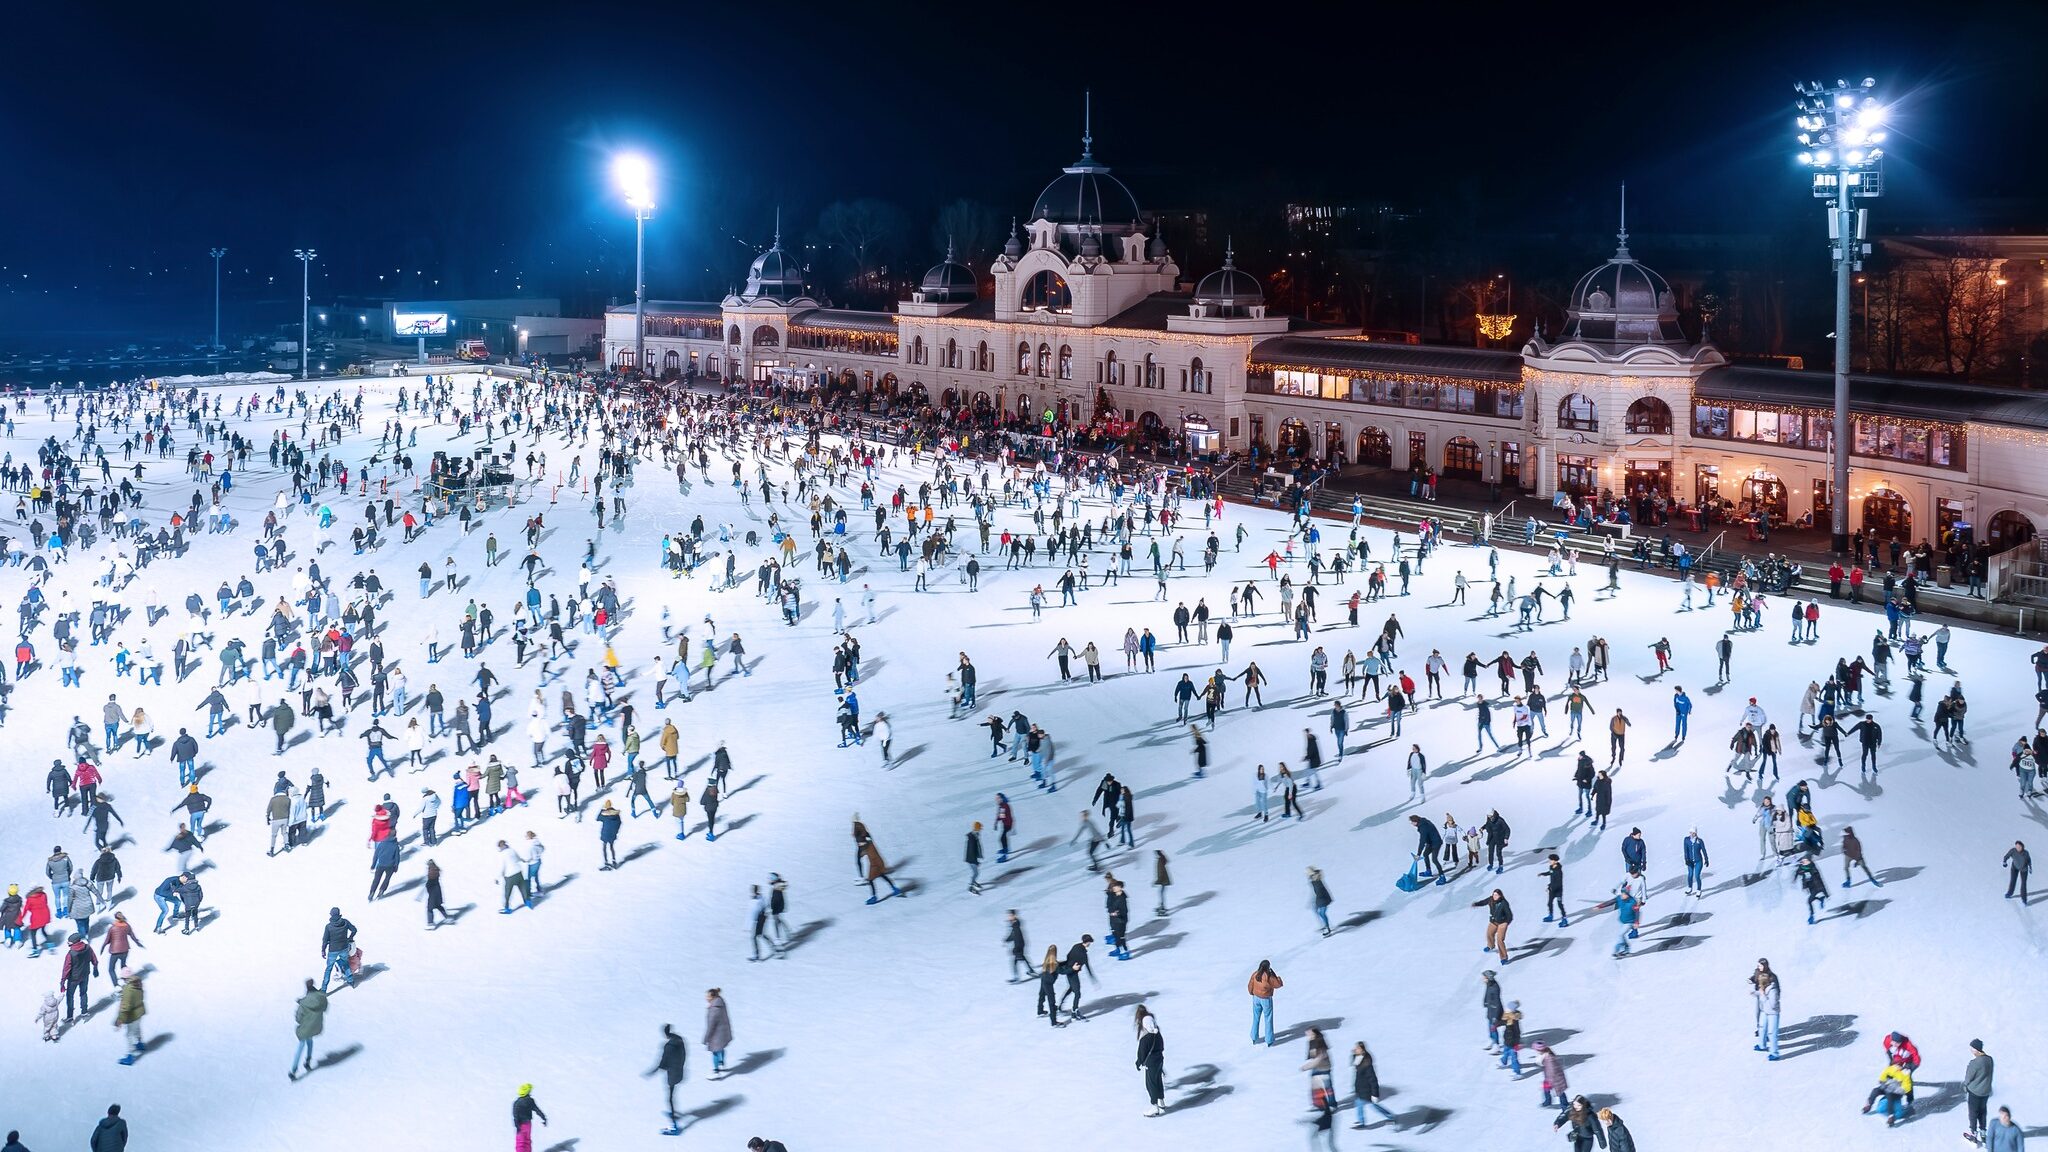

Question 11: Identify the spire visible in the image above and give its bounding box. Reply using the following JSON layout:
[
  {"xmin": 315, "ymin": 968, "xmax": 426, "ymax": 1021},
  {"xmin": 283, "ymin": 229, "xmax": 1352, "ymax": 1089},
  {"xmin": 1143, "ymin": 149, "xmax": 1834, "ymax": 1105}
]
[
  {"xmin": 1615, "ymin": 182, "xmax": 1630, "ymax": 259},
  {"xmin": 1082, "ymin": 90, "xmax": 1093, "ymax": 160},
  {"xmin": 945, "ymin": 234, "xmax": 957, "ymax": 262},
  {"xmin": 773, "ymin": 206, "xmax": 783, "ymax": 249},
  {"xmin": 1223, "ymin": 236, "xmax": 1236, "ymax": 268}
]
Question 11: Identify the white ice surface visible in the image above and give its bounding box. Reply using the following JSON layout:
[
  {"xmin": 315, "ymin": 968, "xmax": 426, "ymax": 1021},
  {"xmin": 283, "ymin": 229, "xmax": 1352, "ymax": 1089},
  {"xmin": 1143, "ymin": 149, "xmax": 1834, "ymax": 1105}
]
[{"xmin": 1, "ymin": 375, "xmax": 2041, "ymax": 1151}]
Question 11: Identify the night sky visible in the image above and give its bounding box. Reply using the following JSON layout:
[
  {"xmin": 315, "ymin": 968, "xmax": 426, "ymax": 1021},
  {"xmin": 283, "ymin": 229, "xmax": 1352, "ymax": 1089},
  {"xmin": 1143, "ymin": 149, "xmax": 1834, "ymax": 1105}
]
[{"xmin": 4, "ymin": 1, "xmax": 2044, "ymax": 339}]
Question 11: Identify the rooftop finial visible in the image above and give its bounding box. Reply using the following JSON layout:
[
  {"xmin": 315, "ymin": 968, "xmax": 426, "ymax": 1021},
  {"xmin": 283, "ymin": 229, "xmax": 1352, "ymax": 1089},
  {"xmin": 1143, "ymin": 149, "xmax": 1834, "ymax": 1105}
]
[
  {"xmin": 1082, "ymin": 90, "xmax": 1093, "ymax": 159},
  {"xmin": 1615, "ymin": 182, "xmax": 1630, "ymax": 258},
  {"xmin": 1224, "ymin": 236, "xmax": 1235, "ymax": 267},
  {"xmin": 773, "ymin": 206, "xmax": 782, "ymax": 249},
  {"xmin": 945, "ymin": 234, "xmax": 956, "ymax": 262}
]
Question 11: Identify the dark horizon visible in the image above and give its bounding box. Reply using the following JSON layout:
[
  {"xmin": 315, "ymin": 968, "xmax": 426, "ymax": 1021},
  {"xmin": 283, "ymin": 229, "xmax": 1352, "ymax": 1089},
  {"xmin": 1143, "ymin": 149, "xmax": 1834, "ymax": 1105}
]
[{"xmin": 6, "ymin": 1, "xmax": 2046, "ymax": 346}]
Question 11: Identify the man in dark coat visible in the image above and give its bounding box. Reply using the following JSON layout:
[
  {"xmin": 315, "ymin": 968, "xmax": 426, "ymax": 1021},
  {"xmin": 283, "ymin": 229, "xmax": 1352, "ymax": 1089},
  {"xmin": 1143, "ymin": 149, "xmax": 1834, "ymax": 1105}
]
[
  {"xmin": 89, "ymin": 1105, "xmax": 128, "ymax": 1152},
  {"xmin": 650, "ymin": 1024, "xmax": 688, "ymax": 1133}
]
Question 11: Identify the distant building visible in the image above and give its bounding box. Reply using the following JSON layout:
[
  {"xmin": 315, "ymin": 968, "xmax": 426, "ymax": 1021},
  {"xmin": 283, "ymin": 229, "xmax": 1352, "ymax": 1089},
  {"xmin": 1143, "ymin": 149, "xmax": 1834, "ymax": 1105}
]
[{"xmin": 605, "ymin": 120, "xmax": 2048, "ymax": 553}]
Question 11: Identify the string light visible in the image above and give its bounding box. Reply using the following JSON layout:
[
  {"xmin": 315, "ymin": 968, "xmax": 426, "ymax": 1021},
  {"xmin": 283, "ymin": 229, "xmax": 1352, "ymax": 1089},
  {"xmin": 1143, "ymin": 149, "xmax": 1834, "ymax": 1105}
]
[{"xmin": 1475, "ymin": 313, "xmax": 1517, "ymax": 341}]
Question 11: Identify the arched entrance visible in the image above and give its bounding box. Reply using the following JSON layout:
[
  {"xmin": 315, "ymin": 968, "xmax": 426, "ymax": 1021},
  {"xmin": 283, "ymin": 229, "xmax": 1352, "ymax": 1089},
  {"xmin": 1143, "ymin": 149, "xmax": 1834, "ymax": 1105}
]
[
  {"xmin": 1740, "ymin": 473, "xmax": 1788, "ymax": 521},
  {"xmin": 1862, "ymin": 488, "xmax": 1912, "ymax": 540},
  {"xmin": 1138, "ymin": 411, "xmax": 1165, "ymax": 439},
  {"xmin": 940, "ymin": 388, "xmax": 957, "ymax": 409},
  {"xmin": 1442, "ymin": 436, "xmax": 1481, "ymax": 481},
  {"xmin": 877, "ymin": 373, "xmax": 899, "ymax": 398},
  {"xmin": 1277, "ymin": 418, "xmax": 1310, "ymax": 457},
  {"xmin": 1322, "ymin": 422, "xmax": 1345, "ymax": 463},
  {"xmin": 1989, "ymin": 509, "xmax": 2037, "ymax": 551},
  {"xmin": 1357, "ymin": 426, "xmax": 1391, "ymax": 467},
  {"xmin": 662, "ymin": 349, "xmax": 681, "ymax": 376}
]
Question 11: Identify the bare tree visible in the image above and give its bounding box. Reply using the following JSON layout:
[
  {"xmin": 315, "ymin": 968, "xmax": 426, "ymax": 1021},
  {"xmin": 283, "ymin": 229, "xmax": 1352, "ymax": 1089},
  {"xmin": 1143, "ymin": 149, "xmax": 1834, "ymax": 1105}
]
[
  {"xmin": 1915, "ymin": 256, "xmax": 2009, "ymax": 381},
  {"xmin": 816, "ymin": 199, "xmax": 907, "ymax": 298},
  {"xmin": 930, "ymin": 199, "xmax": 1001, "ymax": 272}
]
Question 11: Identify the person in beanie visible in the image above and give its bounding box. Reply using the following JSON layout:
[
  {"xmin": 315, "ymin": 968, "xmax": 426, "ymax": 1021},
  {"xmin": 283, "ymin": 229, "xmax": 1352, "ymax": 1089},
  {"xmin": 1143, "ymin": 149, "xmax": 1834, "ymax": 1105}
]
[
  {"xmin": 511, "ymin": 1084, "xmax": 548, "ymax": 1151},
  {"xmin": 1964, "ymin": 1039, "xmax": 1995, "ymax": 1140},
  {"xmin": 649, "ymin": 1023, "xmax": 688, "ymax": 1134}
]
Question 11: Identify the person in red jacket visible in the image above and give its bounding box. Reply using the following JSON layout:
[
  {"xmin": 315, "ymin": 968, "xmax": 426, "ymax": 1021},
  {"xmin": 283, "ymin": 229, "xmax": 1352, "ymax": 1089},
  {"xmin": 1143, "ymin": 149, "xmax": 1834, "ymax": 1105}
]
[
  {"xmin": 368, "ymin": 803, "xmax": 394, "ymax": 843},
  {"xmin": 19, "ymin": 886, "xmax": 52, "ymax": 956},
  {"xmin": 1883, "ymin": 1030, "xmax": 1921, "ymax": 1112}
]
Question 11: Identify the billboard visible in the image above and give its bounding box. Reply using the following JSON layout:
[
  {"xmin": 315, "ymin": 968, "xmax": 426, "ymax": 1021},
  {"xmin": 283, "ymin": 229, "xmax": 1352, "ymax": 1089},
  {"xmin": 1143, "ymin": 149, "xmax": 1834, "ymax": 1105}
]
[{"xmin": 394, "ymin": 311, "xmax": 449, "ymax": 337}]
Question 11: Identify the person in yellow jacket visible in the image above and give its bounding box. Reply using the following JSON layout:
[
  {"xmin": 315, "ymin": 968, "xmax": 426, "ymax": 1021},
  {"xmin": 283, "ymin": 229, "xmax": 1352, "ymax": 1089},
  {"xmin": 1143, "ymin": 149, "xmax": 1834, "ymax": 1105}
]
[
  {"xmin": 659, "ymin": 720, "xmax": 681, "ymax": 779},
  {"xmin": 1861, "ymin": 1061, "xmax": 1913, "ymax": 1127}
]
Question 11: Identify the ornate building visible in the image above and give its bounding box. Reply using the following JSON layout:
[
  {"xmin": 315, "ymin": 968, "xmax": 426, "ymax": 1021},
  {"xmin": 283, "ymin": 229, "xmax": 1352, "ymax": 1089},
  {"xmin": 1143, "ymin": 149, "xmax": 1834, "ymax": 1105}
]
[{"xmin": 606, "ymin": 124, "xmax": 2048, "ymax": 552}]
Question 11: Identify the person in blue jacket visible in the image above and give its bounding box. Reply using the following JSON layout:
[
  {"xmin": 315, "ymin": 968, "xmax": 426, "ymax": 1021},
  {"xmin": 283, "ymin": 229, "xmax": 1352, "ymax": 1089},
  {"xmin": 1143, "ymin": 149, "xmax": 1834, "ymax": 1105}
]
[
  {"xmin": 1682, "ymin": 828, "xmax": 1710, "ymax": 895},
  {"xmin": 1671, "ymin": 686, "xmax": 1693, "ymax": 742},
  {"xmin": 1621, "ymin": 828, "xmax": 1647, "ymax": 874}
]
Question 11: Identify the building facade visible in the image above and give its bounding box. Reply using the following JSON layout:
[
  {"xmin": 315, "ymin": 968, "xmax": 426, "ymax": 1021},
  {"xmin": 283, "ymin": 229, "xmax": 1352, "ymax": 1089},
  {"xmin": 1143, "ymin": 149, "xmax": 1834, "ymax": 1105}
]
[{"xmin": 605, "ymin": 132, "xmax": 2048, "ymax": 553}]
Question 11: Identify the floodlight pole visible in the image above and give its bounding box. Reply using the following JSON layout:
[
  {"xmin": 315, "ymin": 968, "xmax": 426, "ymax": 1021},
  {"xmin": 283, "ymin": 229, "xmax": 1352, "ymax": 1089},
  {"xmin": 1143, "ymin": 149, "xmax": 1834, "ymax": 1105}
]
[
  {"xmin": 295, "ymin": 248, "xmax": 317, "ymax": 381},
  {"xmin": 1829, "ymin": 177, "xmax": 1854, "ymax": 555},
  {"xmin": 633, "ymin": 204, "xmax": 649, "ymax": 377},
  {"xmin": 209, "ymin": 248, "xmax": 226, "ymax": 353}
]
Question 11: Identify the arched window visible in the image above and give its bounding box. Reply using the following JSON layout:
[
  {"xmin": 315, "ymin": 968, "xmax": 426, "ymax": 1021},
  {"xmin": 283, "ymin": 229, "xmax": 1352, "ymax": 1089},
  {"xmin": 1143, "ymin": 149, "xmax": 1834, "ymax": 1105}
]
[
  {"xmin": 1143, "ymin": 353, "xmax": 1157, "ymax": 389},
  {"xmin": 977, "ymin": 342, "xmax": 991, "ymax": 372},
  {"xmin": 1022, "ymin": 269, "xmax": 1072, "ymax": 312},
  {"xmin": 662, "ymin": 349, "xmax": 680, "ymax": 375},
  {"xmin": 1105, "ymin": 351, "xmax": 1121, "ymax": 386},
  {"xmin": 1017, "ymin": 342, "xmax": 1031, "ymax": 374},
  {"xmin": 910, "ymin": 336, "xmax": 926, "ymax": 365},
  {"xmin": 943, "ymin": 339, "xmax": 957, "ymax": 369},
  {"xmin": 1037, "ymin": 343, "xmax": 1051, "ymax": 378},
  {"xmin": 1058, "ymin": 345, "xmax": 1072, "ymax": 380},
  {"xmin": 1625, "ymin": 397, "xmax": 1672, "ymax": 435},
  {"xmin": 752, "ymin": 325, "xmax": 779, "ymax": 347},
  {"xmin": 726, "ymin": 324, "xmax": 742, "ymax": 346},
  {"xmin": 1188, "ymin": 357, "xmax": 1207, "ymax": 394},
  {"xmin": 1557, "ymin": 393, "xmax": 1598, "ymax": 431}
]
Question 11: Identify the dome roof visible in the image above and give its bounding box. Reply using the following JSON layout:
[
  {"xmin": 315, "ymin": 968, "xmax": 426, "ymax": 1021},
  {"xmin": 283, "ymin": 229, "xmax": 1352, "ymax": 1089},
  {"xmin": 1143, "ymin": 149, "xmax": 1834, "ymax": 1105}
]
[
  {"xmin": 1559, "ymin": 227, "xmax": 1685, "ymax": 347},
  {"xmin": 1194, "ymin": 243, "xmax": 1262, "ymax": 308},
  {"xmin": 1033, "ymin": 159, "xmax": 1142, "ymax": 227},
  {"xmin": 919, "ymin": 239, "xmax": 976, "ymax": 303},
  {"xmin": 744, "ymin": 240, "xmax": 804, "ymax": 301}
]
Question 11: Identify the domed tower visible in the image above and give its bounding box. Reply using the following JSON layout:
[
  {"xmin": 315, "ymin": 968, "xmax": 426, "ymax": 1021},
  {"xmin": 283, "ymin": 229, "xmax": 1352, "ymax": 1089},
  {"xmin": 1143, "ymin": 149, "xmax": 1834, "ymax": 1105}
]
[
  {"xmin": 1523, "ymin": 189, "xmax": 1712, "ymax": 366},
  {"xmin": 1169, "ymin": 239, "xmax": 1286, "ymax": 335},
  {"xmin": 1191, "ymin": 242, "xmax": 1265, "ymax": 318},
  {"xmin": 995, "ymin": 95, "xmax": 1178, "ymax": 326},
  {"xmin": 742, "ymin": 213, "xmax": 806, "ymax": 303},
  {"xmin": 902, "ymin": 238, "xmax": 979, "ymax": 317},
  {"xmin": 1519, "ymin": 186, "xmax": 1723, "ymax": 503}
]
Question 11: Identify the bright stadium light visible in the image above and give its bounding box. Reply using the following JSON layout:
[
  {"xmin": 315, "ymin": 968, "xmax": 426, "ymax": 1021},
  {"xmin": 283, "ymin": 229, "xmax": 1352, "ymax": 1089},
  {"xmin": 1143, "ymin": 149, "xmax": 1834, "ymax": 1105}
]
[
  {"xmin": 1791, "ymin": 76, "xmax": 1886, "ymax": 555},
  {"xmin": 614, "ymin": 154, "xmax": 656, "ymax": 376}
]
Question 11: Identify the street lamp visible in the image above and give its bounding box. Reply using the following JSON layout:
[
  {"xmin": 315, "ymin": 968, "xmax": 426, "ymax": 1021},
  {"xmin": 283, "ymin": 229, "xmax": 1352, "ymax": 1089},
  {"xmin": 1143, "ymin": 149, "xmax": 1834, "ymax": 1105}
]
[
  {"xmin": 613, "ymin": 154, "xmax": 655, "ymax": 377},
  {"xmin": 1793, "ymin": 76, "xmax": 1885, "ymax": 554},
  {"xmin": 294, "ymin": 249, "xmax": 318, "ymax": 380},
  {"xmin": 208, "ymin": 248, "xmax": 226, "ymax": 354}
]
